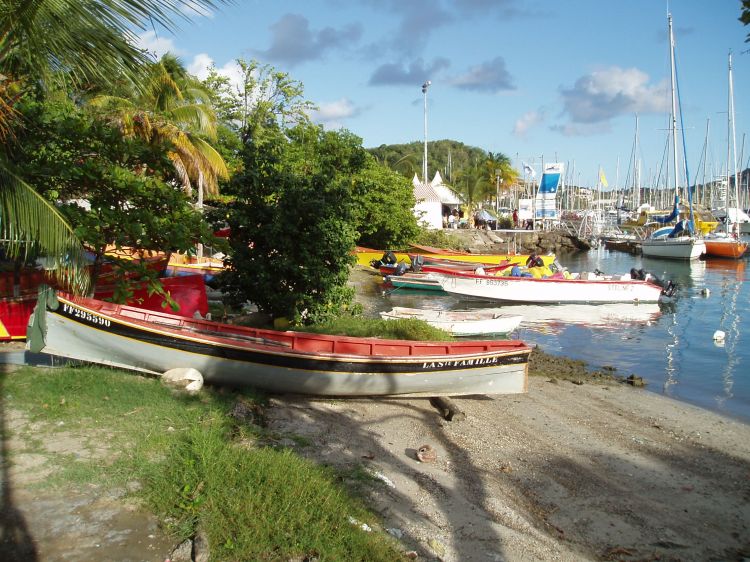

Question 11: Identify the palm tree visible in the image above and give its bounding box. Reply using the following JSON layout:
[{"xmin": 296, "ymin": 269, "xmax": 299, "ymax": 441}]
[
  {"xmin": 91, "ymin": 53, "xmax": 229, "ymax": 199},
  {"xmin": 0, "ymin": 0, "xmax": 229, "ymax": 293},
  {"xmin": 455, "ymin": 164, "xmax": 494, "ymax": 220}
]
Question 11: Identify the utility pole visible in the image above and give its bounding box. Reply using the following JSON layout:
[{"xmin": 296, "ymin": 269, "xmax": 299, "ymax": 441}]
[{"xmin": 422, "ymin": 80, "xmax": 431, "ymax": 183}]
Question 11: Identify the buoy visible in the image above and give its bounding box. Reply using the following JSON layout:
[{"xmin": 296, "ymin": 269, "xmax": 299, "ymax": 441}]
[
  {"xmin": 701, "ymin": 288, "xmax": 710, "ymax": 297},
  {"xmin": 713, "ymin": 330, "xmax": 725, "ymax": 342}
]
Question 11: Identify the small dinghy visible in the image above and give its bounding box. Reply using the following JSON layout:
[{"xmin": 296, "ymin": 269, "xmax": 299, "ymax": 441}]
[{"xmin": 380, "ymin": 307, "xmax": 523, "ymax": 337}]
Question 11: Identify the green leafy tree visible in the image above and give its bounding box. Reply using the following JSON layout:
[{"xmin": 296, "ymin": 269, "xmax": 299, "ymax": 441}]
[
  {"xmin": 12, "ymin": 92, "xmax": 216, "ymax": 294},
  {"xmin": 741, "ymin": 0, "xmax": 750, "ymax": 42},
  {"xmin": 221, "ymin": 122, "xmax": 363, "ymax": 323},
  {"xmin": 351, "ymin": 156, "xmax": 419, "ymax": 249},
  {"xmin": 0, "ymin": 0, "xmax": 229, "ymax": 291}
]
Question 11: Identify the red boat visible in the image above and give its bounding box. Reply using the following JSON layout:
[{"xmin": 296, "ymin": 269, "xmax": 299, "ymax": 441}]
[
  {"xmin": 1, "ymin": 275, "xmax": 208, "ymax": 341},
  {"xmin": 28, "ymin": 291, "xmax": 532, "ymax": 396}
]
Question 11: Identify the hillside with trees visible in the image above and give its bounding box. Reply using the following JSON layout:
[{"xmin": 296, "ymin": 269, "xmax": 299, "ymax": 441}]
[{"xmin": 368, "ymin": 140, "xmax": 520, "ymax": 213}]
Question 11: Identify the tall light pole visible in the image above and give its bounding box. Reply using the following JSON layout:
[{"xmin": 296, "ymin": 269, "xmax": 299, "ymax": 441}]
[{"xmin": 422, "ymin": 80, "xmax": 431, "ymax": 184}]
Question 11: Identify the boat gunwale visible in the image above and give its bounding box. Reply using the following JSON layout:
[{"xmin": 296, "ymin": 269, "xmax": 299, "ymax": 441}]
[{"xmin": 53, "ymin": 294, "xmax": 531, "ymax": 362}]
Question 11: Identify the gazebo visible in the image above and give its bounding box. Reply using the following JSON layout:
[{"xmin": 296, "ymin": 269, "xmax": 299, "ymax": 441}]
[{"xmin": 412, "ymin": 171, "xmax": 463, "ymax": 229}]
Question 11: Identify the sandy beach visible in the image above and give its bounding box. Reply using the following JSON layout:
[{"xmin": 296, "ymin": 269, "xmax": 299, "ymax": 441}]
[
  {"xmin": 267, "ymin": 368, "xmax": 750, "ymax": 561},
  {"xmin": 2, "ymin": 345, "xmax": 750, "ymax": 561}
]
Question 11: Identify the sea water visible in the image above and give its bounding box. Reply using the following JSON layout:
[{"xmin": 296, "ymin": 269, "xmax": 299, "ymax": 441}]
[{"xmin": 362, "ymin": 247, "xmax": 750, "ymax": 423}]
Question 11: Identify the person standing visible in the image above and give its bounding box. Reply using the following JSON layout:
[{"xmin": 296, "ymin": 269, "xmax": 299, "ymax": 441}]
[{"xmin": 512, "ymin": 209, "xmax": 519, "ymax": 229}]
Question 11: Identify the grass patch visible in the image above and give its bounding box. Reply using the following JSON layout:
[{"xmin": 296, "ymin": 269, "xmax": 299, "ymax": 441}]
[
  {"xmin": 300, "ymin": 315, "xmax": 453, "ymax": 341},
  {"xmin": 1, "ymin": 367, "xmax": 405, "ymax": 561},
  {"xmin": 413, "ymin": 227, "xmax": 464, "ymax": 250}
]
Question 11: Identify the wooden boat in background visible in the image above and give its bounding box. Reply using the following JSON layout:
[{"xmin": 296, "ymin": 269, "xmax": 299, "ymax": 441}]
[
  {"xmin": 380, "ymin": 307, "xmax": 522, "ymax": 336},
  {"xmin": 433, "ymin": 267, "xmax": 669, "ymax": 304},
  {"xmin": 27, "ymin": 291, "xmax": 532, "ymax": 397},
  {"xmin": 1, "ymin": 275, "xmax": 208, "ymax": 341},
  {"xmin": 354, "ymin": 246, "xmax": 555, "ymax": 268},
  {"xmin": 0, "ymin": 296, "xmax": 36, "ymax": 341},
  {"xmin": 386, "ymin": 273, "xmax": 445, "ymax": 291},
  {"xmin": 165, "ymin": 254, "xmax": 226, "ymax": 283}
]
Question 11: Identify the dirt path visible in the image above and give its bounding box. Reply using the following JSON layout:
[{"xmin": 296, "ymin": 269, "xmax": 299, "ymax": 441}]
[
  {"xmin": 1, "ymin": 358, "xmax": 175, "ymax": 562},
  {"xmin": 266, "ymin": 376, "xmax": 750, "ymax": 561}
]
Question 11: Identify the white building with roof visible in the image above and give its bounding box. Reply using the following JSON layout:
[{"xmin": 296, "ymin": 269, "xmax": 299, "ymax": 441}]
[{"xmin": 412, "ymin": 171, "xmax": 463, "ymax": 229}]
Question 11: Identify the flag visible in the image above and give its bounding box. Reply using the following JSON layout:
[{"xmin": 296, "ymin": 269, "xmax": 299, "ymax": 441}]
[
  {"xmin": 599, "ymin": 168, "xmax": 609, "ymax": 188},
  {"xmin": 522, "ymin": 162, "xmax": 536, "ymax": 178}
]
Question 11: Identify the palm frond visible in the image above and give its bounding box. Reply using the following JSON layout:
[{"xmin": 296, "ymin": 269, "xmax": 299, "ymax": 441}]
[
  {"xmin": 170, "ymin": 103, "xmax": 217, "ymax": 139},
  {"xmin": 1, "ymin": 161, "xmax": 90, "ymax": 294},
  {"xmin": 1, "ymin": 1, "xmax": 231, "ymax": 88}
]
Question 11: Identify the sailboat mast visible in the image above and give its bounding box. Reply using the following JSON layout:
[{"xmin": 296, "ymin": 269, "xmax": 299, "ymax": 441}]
[
  {"xmin": 728, "ymin": 51, "xmax": 739, "ymax": 233},
  {"xmin": 668, "ymin": 14, "xmax": 680, "ymax": 201},
  {"xmin": 634, "ymin": 114, "xmax": 641, "ymax": 210}
]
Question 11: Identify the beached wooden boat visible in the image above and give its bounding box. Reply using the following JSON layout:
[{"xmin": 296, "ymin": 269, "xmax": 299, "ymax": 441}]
[
  {"xmin": 27, "ymin": 291, "xmax": 532, "ymax": 397},
  {"xmin": 433, "ymin": 268, "xmax": 669, "ymax": 304},
  {"xmin": 380, "ymin": 307, "xmax": 522, "ymax": 336}
]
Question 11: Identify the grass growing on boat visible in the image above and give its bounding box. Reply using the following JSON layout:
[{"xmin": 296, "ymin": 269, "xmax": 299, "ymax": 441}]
[
  {"xmin": 300, "ymin": 315, "xmax": 454, "ymax": 341},
  {"xmin": 1, "ymin": 366, "xmax": 405, "ymax": 561}
]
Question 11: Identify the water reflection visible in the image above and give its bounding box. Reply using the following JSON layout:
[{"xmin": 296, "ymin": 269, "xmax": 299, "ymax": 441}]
[{"xmin": 353, "ymin": 250, "xmax": 750, "ymax": 422}]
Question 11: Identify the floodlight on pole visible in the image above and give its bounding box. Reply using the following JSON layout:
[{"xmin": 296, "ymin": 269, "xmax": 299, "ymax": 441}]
[{"xmin": 422, "ymin": 80, "xmax": 431, "ymax": 184}]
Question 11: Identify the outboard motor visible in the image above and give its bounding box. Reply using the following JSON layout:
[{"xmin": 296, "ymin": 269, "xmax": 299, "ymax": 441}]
[
  {"xmin": 394, "ymin": 262, "xmax": 409, "ymax": 276},
  {"xmin": 383, "ymin": 251, "xmax": 397, "ymax": 265},
  {"xmin": 661, "ymin": 280, "xmax": 678, "ymax": 298},
  {"xmin": 410, "ymin": 254, "xmax": 424, "ymax": 273},
  {"xmin": 370, "ymin": 251, "xmax": 398, "ymax": 270},
  {"xmin": 632, "ymin": 268, "xmax": 678, "ymax": 298}
]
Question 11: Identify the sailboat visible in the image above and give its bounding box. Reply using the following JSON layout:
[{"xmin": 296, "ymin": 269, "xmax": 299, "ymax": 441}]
[
  {"xmin": 641, "ymin": 14, "xmax": 706, "ymax": 260},
  {"xmin": 704, "ymin": 52, "xmax": 748, "ymax": 259}
]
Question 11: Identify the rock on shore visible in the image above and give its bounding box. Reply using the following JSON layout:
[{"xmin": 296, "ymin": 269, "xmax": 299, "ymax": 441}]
[{"xmin": 438, "ymin": 228, "xmax": 592, "ymax": 256}]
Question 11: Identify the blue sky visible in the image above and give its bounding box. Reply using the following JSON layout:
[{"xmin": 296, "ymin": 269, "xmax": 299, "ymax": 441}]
[{"xmin": 139, "ymin": 0, "xmax": 749, "ymax": 190}]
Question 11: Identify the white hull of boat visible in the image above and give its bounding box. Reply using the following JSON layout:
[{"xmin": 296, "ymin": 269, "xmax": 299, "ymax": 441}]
[
  {"xmin": 29, "ymin": 293, "xmax": 531, "ymax": 397},
  {"xmin": 641, "ymin": 237, "xmax": 705, "ymax": 260},
  {"xmin": 437, "ymin": 272, "xmax": 664, "ymax": 304},
  {"xmin": 380, "ymin": 307, "xmax": 523, "ymax": 336}
]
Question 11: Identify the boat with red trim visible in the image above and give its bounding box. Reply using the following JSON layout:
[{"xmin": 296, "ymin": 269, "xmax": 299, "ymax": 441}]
[{"xmin": 27, "ymin": 290, "xmax": 532, "ymax": 397}]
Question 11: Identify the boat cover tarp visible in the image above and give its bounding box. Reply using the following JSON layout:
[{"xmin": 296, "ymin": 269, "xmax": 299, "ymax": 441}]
[{"xmin": 654, "ymin": 195, "xmax": 680, "ymax": 224}]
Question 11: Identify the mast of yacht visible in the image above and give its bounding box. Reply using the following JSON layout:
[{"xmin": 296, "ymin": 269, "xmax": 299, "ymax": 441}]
[
  {"xmin": 727, "ymin": 51, "xmax": 739, "ymax": 235},
  {"xmin": 634, "ymin": 114, "xmax": 641, "ymax": 210},
  {"xmin": 668, "ymin": 13, "xmax": 681, "ymax": 218}
]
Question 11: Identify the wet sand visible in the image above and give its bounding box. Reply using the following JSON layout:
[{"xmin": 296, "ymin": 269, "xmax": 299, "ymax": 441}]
[{"xmin": 267, "ymin": 357, "xmax": 750, "ymax": 561}]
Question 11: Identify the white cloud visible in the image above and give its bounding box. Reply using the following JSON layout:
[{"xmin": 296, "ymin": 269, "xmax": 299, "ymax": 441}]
[
  {"xmin": 188, "ymin": 54, "xmax": 244, "ymax": 90},
  {"xmin": 560, "ymin": 66, "xmax": 668, "ymax": 125},
  {"xmin": 449, "ymin": 56, "xmax": 514, "ymax": 93},
  {"xmin": 310, "ymin": 98, "xmax": 362, "ymax": 129},
  {"xmin": 135, "ymin": 30, "xmax": 181, "ymax": 60},
  {"xmin": 512, "ymin": 110, "xmax": 544, "ymax": 138}
]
